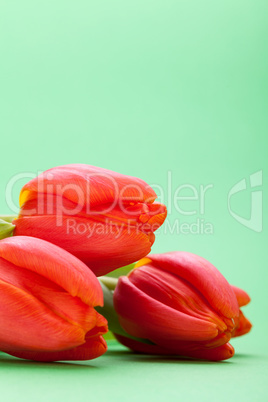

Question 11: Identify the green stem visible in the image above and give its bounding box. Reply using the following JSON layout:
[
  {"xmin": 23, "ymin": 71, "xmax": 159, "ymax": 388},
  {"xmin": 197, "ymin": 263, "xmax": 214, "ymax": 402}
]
[
  {"xmin": 98, "ymin": 276, "xmax": 118, "ymax": 291},
  {"xmin": 0, "ymin": 216, "xmax": 17, "ymax": 240},
  {"xmin": 0, "ymin": 215, "xmax": 17, "ymax": 223}
]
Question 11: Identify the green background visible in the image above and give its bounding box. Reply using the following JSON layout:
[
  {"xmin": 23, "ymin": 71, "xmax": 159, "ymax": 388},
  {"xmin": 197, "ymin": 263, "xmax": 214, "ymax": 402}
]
[{"xmin": 0, "ymin": 1, "xmax": 267, "ymax": 401}]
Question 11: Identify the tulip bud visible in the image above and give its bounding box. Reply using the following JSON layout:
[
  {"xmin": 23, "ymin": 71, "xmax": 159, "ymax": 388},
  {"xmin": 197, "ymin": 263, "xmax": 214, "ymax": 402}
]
[
  {"xmin": 13, "ymin": 164, "xmax": 167, "ymax": 276},
  {"xmin": 113, "ymin": 252, "xmax": 252, "ymax": 361},
  {"xmin": 0, "ymin": 236, "xmax": 108, "ymax": 361}
]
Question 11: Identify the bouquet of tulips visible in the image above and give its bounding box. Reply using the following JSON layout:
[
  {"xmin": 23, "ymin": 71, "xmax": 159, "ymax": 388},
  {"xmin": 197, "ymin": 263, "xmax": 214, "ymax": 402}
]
[{"xmin": 0, "ymin": 164, "xmax": 251, "ymax": 362}]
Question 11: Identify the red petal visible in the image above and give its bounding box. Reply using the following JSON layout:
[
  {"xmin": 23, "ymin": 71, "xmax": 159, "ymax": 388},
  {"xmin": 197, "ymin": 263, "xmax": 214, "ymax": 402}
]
[
  {"xmin": 0, "ymin": 279, "xmax": 86, "ymax": 353},
  {"xmin": 114, "ymin": 334, "xmax": 234, "ymax": 361},
  {"xmin": 85, "ymin": 312, "xmax": 108, "ymax": 338},
  {"xmin": 149, "ymin": 252, "xmax": 239, "ymax": 319},
  {"xmin": 4, "ymin": 336, "xmax": 107, "ymax": 362},
  {"xmin": 173, "ymin": 342, "xmax": 235, "ymax": 361},
  {"xmin": 232, "ymin": 310, "xmax": 252, "ymax": 338},
  {"xmin": 14, "ymin": 218, "xmax": 154, "ymax": 277},
  {"xmin": 231, "ymin": 285, "xmax": 251, "ymax": 307},
  {"xmin": 128, "ymin": 264, "xmax": 230, "ymax": 333},
  {"xmin": 0, "ymin": 256, "xmax": 104, "ymax": 333},
  {"xmin": 17, "ymin": 197, "xmax": 166, "ymax": 235},
  {"xmin": 0, "ymin": 236, "xmax": 103, "ymax": 306},
  {"xmin": 114, "ymin": 276, "xmax": 219, "ymax": 342},
  {"xmin": 20, "ymin": 164, "xmax": 157, "ymax": 208},
  {"xmin": 92, "ymin": 202, "xmax": 167, "ymax": 233}
]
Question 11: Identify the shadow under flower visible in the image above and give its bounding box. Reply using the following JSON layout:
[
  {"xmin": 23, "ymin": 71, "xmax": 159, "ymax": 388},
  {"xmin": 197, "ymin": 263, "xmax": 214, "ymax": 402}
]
[
  {"xmin": 0, "ymin": 352, "xmax": 99, "ymax": 369},
  {"xmin": 104, "ymin": 349, "xmax": 232, "ymax": 365}
]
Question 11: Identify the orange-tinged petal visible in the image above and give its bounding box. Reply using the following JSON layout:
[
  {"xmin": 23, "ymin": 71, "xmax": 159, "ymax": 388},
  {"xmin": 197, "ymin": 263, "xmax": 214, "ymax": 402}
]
[
  {"xmin": 13, "ymin": 219, "xmax": 155, "ymax": 277},
  {"xmin": 231, "ymin": 285, "xmax": 251, "ymax": 307},
  {"xmin": 149, "ymin": 252, "xmax": 239, "ymax": 319},
  {"xmin": 18, "ymin": 193, "xmax": 167, "ymax": 230},
  {"xmin": 0, "ymin": 236, "xmax": 103, "ymax": 306},
  {"xmin": 19, "ymin": 164, "xmax": 157, "ymax": 208},
  {"xmin": 15, "ymin": 165, "xmax": 167, "ymax": 276},
  {"xmin": 0, "ymin": 279, "xmax": 86, "ymax": 353},
  {"xmin": 92, "ymin": 202, "xmax": 167, "ymax": 233},
  {"xmin": 0, "ymin": 236, "xmax": 108, "ymax": 362},
  {"xmin": 0, "ymin": 256, "xmax": 100, "ymax": 333},
  {"xmin": 85, "ymin": 312, "xmax": 108, "ymax": 339},
  {"xmin": 134, "ymin": 257, "xmax": 152, "ymax": 269},
  {"xmin": 232, "ymin": 310, "xmax": 252, "ymax": 338}
]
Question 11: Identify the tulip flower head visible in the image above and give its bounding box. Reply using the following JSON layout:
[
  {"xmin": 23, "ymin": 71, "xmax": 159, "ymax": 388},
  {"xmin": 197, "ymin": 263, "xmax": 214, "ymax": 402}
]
[
  {"xmin": 113, "ymin": 252, "xmax": 252, "ymax": 361},
  {"xmin": 0, "ymin": 236, "xmax": 108, "ymax": 361},
  {"xmin": 13, "ymin": 165, "xmax": 167, "ymax": 276}
]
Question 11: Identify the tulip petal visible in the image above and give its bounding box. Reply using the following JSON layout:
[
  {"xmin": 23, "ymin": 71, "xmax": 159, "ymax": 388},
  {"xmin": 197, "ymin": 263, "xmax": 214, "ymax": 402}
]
[
  {"xmin": 0, "ymin": 256, "xmax": 103, "ymax": 333},
  {"xmin": 15, "ymin": 165, "xmax": 167, "ymax": 276},
  {"xmin": 0, "ymin": 279, "xmax": 86, "ymax": 353},
  {"xmin": 19, "ymin": 164, "xmax": 157, "ymax": 209},
  {"xmin": 174, "ymin": 342, "xmax": 235, "ymax": 361},
  {"xmin": 231, "ymin": 285, "xmax": 251, "ymax": 307},
  {"xmin": 129, "ymin": 264, "xmax": 230, "ymax": 333},
  {"xmin": 16, "ymin": 199, "xmax": 166, "ymax": 237},
  {"xmin": 232, "ymin": 310, "xmax": 252, "ymax": 338},
  {"xmin": 0, "ymin": 236, "xmax": 103, "ymax": 306},
  {"xmin": 85, "ymin": 312, "xmax": 108, "ymax": 338},
  {"xmin": 13, "ymin": 219, "xmax": 155, "ymax": 277},
  {"xmin": 114, "ymin": 333, "xmax": 171, "ymax": 354},
  {"xmin": 114, "ymin": 277, "xmax": 219, "ymax": 342},
  {"xmin": 92, "ymin": 202, "xmax": 167, "ymax": 233},
  {"xmin": 114, "ymin": 334, "xmax": 234, "ymax": 361},
  {"xmin": 149, "ymin": 252, "xmax": 239, "ymax": 319},
  {"xmin": 4, "ymin": 336, "xmax": 107, "ymax": 362}
]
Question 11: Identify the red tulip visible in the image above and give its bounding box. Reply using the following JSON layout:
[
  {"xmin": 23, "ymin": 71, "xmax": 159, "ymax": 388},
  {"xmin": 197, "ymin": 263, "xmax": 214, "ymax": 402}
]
[
  {"xmin": 13, "ymin": 164, "xmax": 167, "ymax": 276},
  {"xmin": 113, "ymin": 252, "xmax": 252, "ymax": 361},
  {"xmin": 0, "ymin": 236, "xmax": 108, "ymax": 361}
]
